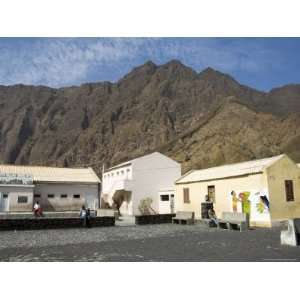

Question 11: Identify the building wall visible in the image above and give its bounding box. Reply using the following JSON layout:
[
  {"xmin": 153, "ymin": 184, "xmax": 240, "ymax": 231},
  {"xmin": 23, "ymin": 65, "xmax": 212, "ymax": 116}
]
[
  {"xmin": 102, "ymin": 153, "xmax": 181, "ymax": 215},
  {"xmin": 131, "ymin": 153, "xmax": 181, "ymax": 215},
  {"xmin": 175, "ymin": 173, "xmax": 268, "ymax": 221},
  {"xmin": 102, "ymin": 165, "xmax": 133, "ymax": 194},
  {"xmin": 266, "ymin": 156, "xmax": 300, "ymax": 221},
  {"xmin": 0, "ymin": 185, "xmax": 34, "ymax": 212},
  {"xmin": 34, "ymin": 183, "xmax": 99, "ymax": 211}
]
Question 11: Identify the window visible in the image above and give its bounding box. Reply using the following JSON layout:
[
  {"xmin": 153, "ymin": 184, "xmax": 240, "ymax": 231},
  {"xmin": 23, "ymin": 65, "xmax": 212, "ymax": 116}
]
[
  {"xmin": 117, "ymin": 171, "xmax": 119, "ymax": 175},
  {"xmin": 48, "ymin": 194, "xmax": 55, "ymax": 198},
  {"xmin": 61, "ymin": 194, "xmax": 68, "ymax": 198},
  {"xmin": 183, "ymin": 188, "xmax": 190, "ymax": 204},
  {"xmin": 127, "ymin": 169, "xmax": 130, "ymax": 172},
  {"xmin": 121, "ymin": 170, "xmax": 124, "ymax": 175},
  {"xmin": 18, "ymin": 196, "xmax": 28, "ymax": 203},
  {"xmin": 73, "ymin": 194, "xmax": 81, "ymax": 199},
  {"xmin": 160, "ymin": 194, "xmax": 170, "ymax": 201},
  {"xmin": 207, "ymin": 185, "xmax": 216, "ymax": 202},
  {"xmin": 34, "ymin": 194, "xmax": 41, "ymax": 198},
  {"xmin": 285, "ymin": 180, "xmax": 294, "ymax": 202},
  {"xmin": 3, "ymin": 194, "xmax": 8, "ymax": 198}
]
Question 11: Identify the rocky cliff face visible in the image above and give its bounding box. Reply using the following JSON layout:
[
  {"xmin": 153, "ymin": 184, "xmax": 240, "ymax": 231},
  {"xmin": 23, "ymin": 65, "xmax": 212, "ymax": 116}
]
[{"xmin": 0, "ymin": 60, "xmax": 300, "ymax": 175}]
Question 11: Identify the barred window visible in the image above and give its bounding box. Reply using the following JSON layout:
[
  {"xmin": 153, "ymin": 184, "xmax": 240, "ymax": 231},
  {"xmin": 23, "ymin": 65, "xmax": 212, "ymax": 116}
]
[{"xmin": 18, "ymin": 196, "xmax": 28, "ymax": 203}]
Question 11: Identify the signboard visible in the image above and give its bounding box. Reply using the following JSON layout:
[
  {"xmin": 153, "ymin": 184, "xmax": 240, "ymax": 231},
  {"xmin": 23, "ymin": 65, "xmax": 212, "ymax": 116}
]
[{"xmin": 0, "ymin": 173, "xmax": 33, "ymax": 185}]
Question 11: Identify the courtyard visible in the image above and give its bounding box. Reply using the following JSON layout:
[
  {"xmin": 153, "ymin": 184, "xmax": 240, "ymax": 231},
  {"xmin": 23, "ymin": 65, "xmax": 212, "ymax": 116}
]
[{"xmin": 0, "ymin": 223, "xmax": 299, "ymax": 261}]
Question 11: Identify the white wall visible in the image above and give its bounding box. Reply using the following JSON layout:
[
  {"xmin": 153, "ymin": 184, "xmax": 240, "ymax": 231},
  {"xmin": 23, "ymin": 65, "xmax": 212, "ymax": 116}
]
[
  {"xmin": 131, "ymin": 152, "xmax": 181, "ymax": 215},
  {"xmin": 102, "ymin": 165, "xmax": 133, "ymax": 194},
  {"xmin": 0, "ymin": 185, "xmax": 34, "ymax": 212},
  {"xmin": 101, "ymin": 152, "xmax": 181, "ymax": 215},
  {"xmin": 34, "ymin": 183, "xmax": 99, "ymax": 211}
]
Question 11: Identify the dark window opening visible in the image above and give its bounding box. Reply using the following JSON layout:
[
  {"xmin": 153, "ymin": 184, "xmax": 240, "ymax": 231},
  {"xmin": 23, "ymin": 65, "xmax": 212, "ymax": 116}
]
[
  {"xmin": 3, "ymin": 194, "xmax": 8, "ymax": 198},
  {"xmin": 73, "ymin": 194, "xmax": 81, "ymax": 199},
  {"xmin": 48, "ymin": 194, "xmax": 55, "ymax": 198},
  {"xmin": 207, "ymin": 185, "xmax": 216, "ymax": 202},
  {"xmin": 285, "ymin": 180, "xmax": 294, "ymax": 202},
  {"xmin": 34, "ymin": 194, "xmax": 41, "ymax": 198},
  {"xmin": 18, "ymin": 196, "xmax": 28, "ymax": 203},
  {"xmin": 160, "ymin": 194, "xmax": 170, "ymax": 201},
  {"xmin": 61, "ymin": 194, "xmax": 68, "ymax": 198}
]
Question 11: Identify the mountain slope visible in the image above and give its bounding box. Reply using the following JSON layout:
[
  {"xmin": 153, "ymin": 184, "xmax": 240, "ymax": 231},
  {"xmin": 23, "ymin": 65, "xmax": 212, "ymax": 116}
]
[{"xmin": 0, "ymin": 60, "xmax": 300, "ymax": 175}]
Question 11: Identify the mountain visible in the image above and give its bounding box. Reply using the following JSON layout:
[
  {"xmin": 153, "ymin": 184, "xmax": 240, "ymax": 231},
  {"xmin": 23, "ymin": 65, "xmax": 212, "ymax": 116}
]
[{"xmin": 0, "ymin": 60, "xmax": 300, "ymax": 175}]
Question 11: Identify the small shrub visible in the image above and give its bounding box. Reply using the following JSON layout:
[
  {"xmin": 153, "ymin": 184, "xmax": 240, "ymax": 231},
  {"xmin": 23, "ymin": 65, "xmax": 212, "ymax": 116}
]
[{"xmin": 138, "ymin": 197, "xmax": 157, "ymax": 215}]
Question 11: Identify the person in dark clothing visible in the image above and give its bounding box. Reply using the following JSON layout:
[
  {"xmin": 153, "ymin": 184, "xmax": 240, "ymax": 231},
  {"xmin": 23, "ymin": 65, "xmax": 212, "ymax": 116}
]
[
  {"xmin": 86, "ymin": 208, "xmax": 91, "ymax": 228},
  {"xmin": 208, "ymin": 208, "xmax": 218, "ymax": 226},
  {"xmin": 79, "ymin": 205, "xmax": 87, "ymax": 227}
]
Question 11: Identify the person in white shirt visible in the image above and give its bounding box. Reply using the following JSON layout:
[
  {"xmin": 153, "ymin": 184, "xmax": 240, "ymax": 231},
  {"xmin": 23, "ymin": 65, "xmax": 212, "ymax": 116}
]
[{"xmin": 33, "ymin": 201, "xmax": 43, "ymax": 217}]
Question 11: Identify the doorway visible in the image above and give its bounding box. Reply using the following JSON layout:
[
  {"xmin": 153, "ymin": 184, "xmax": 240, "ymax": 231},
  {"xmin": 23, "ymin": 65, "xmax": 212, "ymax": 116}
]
[
  {"xmin": 0, "ymin": 193, "xmax": 9, "ymax": 212},
  {"xmin": 159, "ymin": 193, "xmax": 174, "ymax": 214}
]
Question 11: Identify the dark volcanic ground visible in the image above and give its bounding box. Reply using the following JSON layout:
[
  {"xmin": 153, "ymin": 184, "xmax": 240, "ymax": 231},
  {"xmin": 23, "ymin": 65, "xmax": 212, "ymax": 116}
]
[{"xmin": 0, "ymin": 224, "xmax": 299, "ymax": 261}]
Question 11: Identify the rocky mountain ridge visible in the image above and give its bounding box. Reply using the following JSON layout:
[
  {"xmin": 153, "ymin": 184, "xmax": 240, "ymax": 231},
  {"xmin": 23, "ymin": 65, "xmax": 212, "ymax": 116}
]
[{"xmin": 0, "ymin": 60, "xmax": 300, "ymax": 175}]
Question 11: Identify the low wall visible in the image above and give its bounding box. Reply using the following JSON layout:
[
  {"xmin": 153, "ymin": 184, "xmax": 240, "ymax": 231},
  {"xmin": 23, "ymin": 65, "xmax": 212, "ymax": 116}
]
[
  {"xmin": 135, "ymin": 214, "xmax": 175, "ymax": 225},
  {"xmin": 0, "ymin": 216, "xmax": 115, "ymax": 231}
]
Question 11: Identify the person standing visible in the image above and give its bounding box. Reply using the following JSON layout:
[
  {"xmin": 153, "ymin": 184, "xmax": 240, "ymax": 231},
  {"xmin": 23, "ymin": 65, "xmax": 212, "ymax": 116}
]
[
  {"xmin": 79, "ymin": 205, "xmax": 87, "ymax": 227},
  {"xmin": 86, "ymin": 208, "xmax": 91, "ymax": 228}
]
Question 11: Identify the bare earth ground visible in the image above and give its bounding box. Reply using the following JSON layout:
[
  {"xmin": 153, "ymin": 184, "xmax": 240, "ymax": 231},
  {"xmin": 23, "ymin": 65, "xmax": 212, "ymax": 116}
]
[{"xmin": 0, "ymin": 224, "xmax": 299, "ymax": 261}]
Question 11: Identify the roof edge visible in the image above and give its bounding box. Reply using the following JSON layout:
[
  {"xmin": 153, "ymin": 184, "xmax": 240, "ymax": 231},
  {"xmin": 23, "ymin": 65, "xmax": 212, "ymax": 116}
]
[
  {"xmin": 175, "ymin": 169, "xmax": 195, "ymax": 183},
  {"xmin": 176, "ymin": 171, "xmax": 263, "ymax": 185}
]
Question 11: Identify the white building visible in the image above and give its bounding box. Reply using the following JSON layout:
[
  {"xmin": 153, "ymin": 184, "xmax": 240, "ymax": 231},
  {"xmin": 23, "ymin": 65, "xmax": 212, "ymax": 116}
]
[
  {"xmin": 102, "ymin": 152, "xmax": 181, "ymax": 215},
  {"xmin": 0, "ymin": 165, "xmax": 101, "ymax": 213}
]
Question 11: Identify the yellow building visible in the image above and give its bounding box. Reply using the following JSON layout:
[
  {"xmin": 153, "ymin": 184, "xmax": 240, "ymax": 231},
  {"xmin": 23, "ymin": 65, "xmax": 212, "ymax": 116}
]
[{"xmin": 175, "ymin": 154, "xmax": 300, "ymax": 227}]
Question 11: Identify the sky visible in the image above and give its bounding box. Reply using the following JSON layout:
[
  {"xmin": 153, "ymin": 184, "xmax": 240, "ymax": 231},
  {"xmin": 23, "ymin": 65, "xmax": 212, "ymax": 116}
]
[{"xmin": 0, "ymin": 37, "xmax": 300, "ymax": 91}]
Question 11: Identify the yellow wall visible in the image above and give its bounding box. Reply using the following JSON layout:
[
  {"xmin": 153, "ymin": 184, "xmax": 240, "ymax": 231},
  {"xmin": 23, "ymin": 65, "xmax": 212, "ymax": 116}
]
[
  {"xmin": 175, "ymin": 173, "xmax": 268, "ymax": 220},
  {"xmin": 266, "ymin": 156, "xmax": 300, "ymax": 221}
]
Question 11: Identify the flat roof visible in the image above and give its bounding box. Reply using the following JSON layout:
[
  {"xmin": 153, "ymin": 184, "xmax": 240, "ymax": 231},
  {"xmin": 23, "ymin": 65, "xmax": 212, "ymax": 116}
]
[
  {"xmin": 0, "ymin": 165, "xmax": 101, "ymax": 184},
  {"xmin": 176, "ymin": 154, "xmax": 285, "ymax": 184}
]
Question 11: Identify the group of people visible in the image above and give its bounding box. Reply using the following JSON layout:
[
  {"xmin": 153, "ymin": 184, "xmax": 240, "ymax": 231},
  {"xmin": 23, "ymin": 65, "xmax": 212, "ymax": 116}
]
[
  {"xmin": 33, "ymin": 201, "xmax": 92, "ymax": 228},
  {"xmin": 205, "ymin": 194, "xmax": 218, "ymax": 226},
  {"xmin": 208, "ymin": 207, "xmax": 218, "ymax": 226},
  {"xmin": 79, "ymin": 205, "xmax": 92, "ymax": 228}
]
